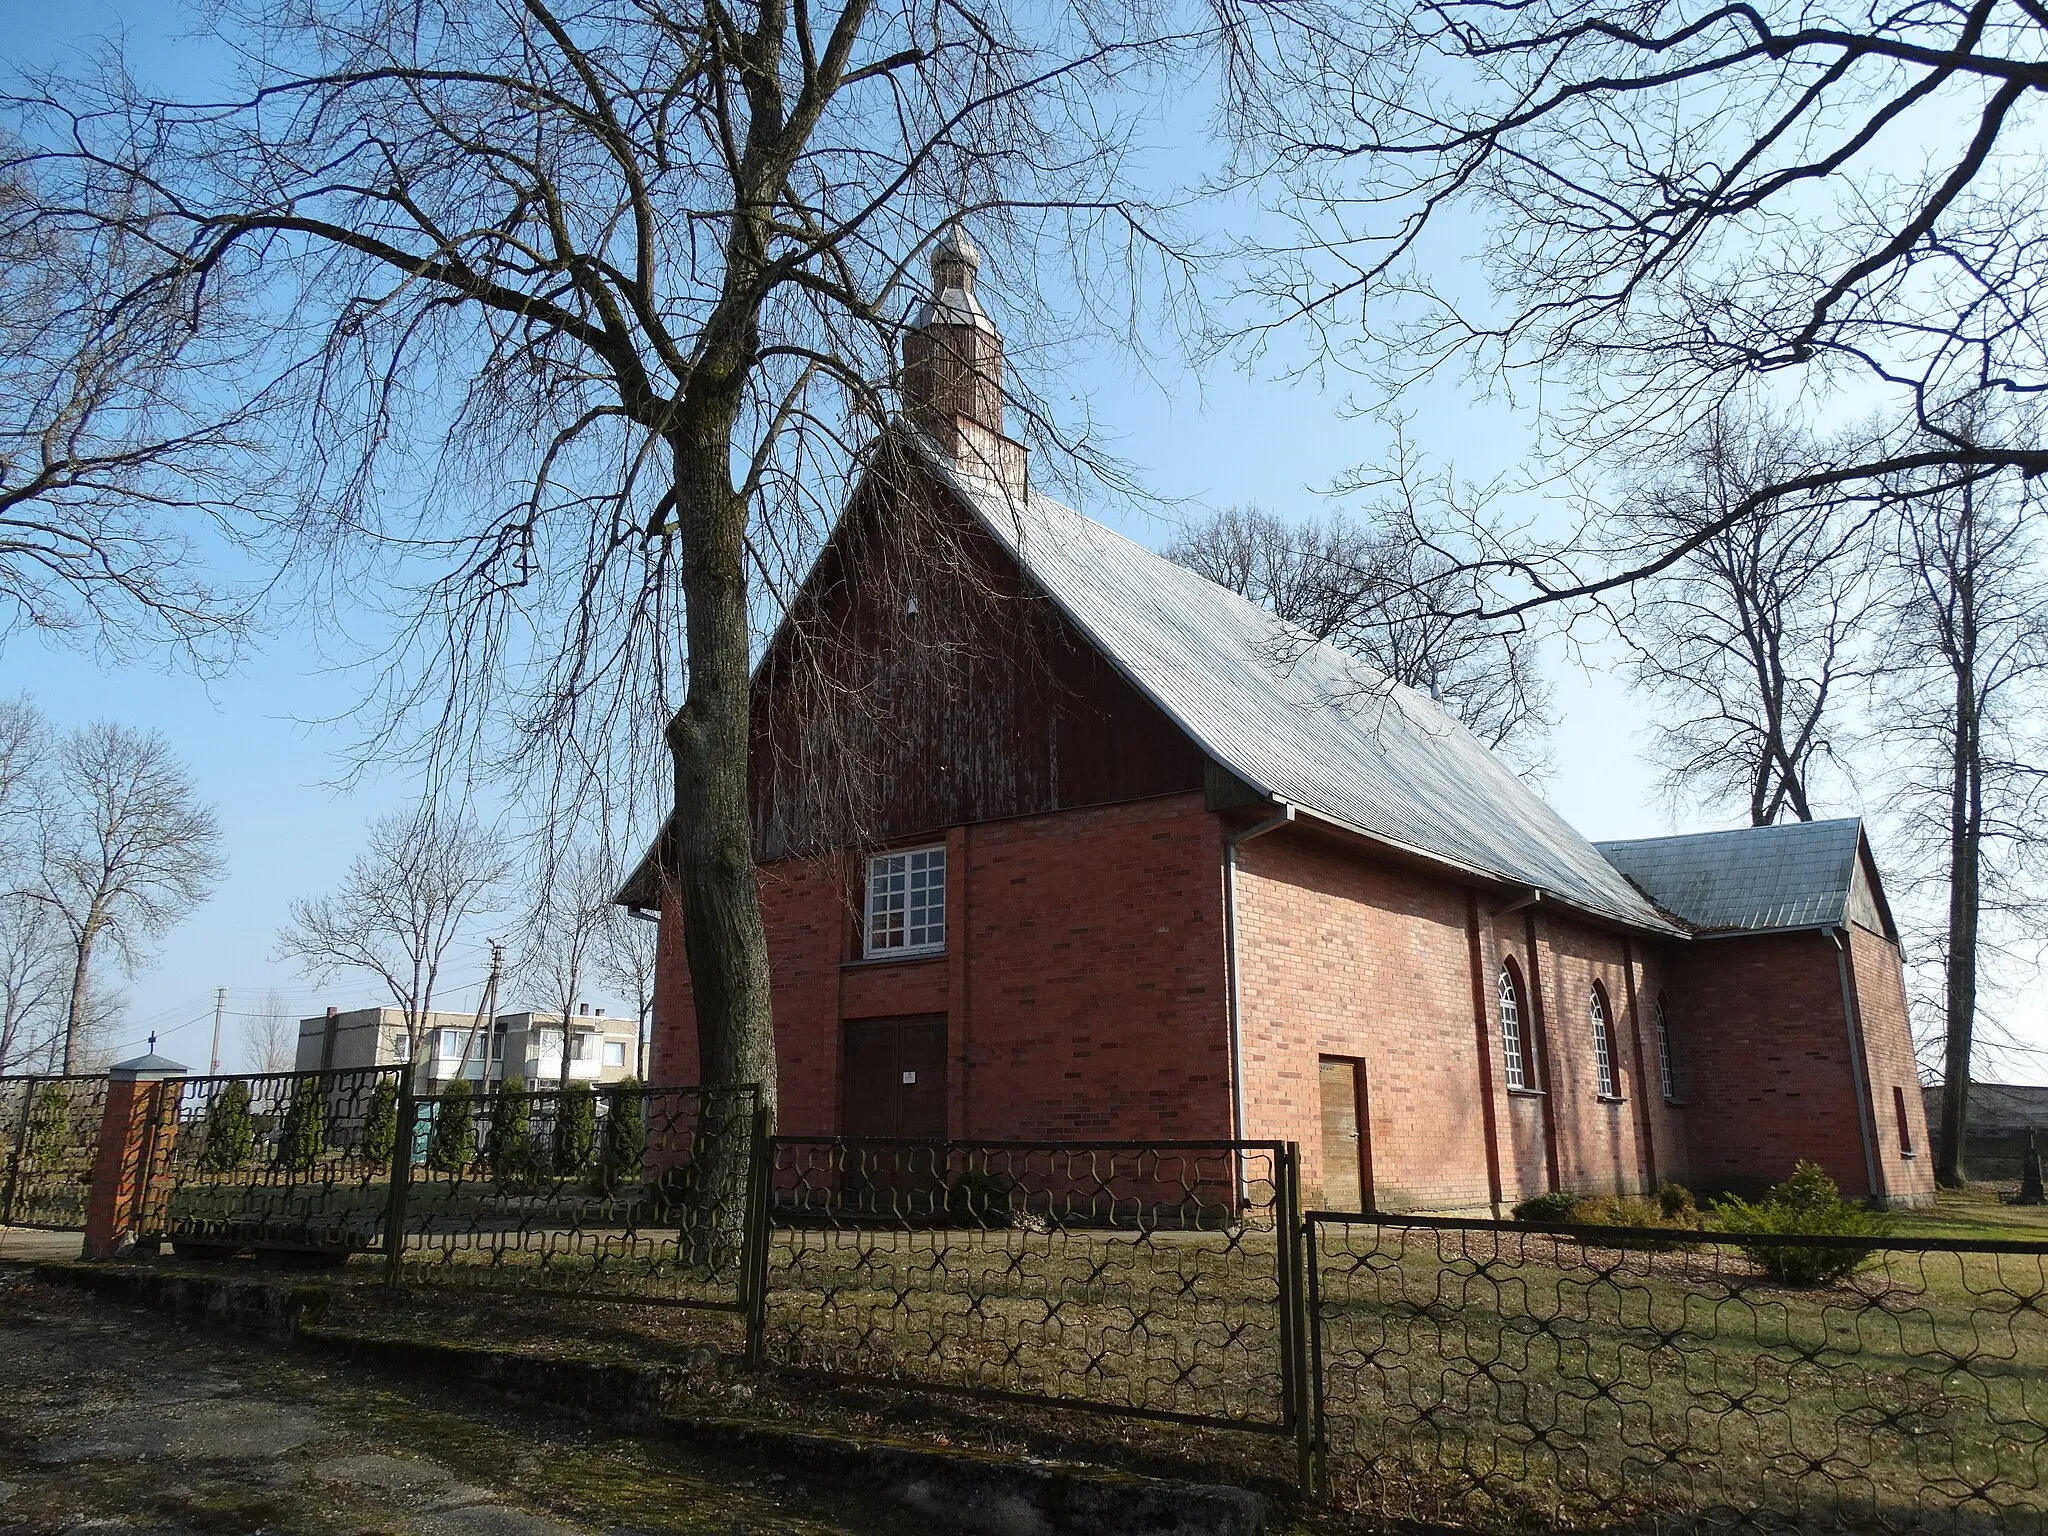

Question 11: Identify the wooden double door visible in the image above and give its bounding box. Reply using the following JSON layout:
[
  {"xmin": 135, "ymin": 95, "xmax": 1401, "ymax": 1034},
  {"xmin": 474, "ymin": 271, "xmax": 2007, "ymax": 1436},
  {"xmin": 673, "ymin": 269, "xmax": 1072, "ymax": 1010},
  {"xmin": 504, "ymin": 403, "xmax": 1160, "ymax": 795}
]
[{"xmin": 843, "ymin": 1015, "xmax": 949, "ymax": 1138}]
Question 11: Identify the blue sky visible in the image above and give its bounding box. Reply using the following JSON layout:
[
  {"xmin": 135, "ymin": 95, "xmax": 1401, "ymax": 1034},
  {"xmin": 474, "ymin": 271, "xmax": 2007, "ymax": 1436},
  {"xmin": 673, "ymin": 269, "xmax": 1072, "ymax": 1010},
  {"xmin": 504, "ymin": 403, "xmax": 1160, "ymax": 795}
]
[{"xmin": 4, "ymin": 0, "xmax": 1912, "ymax": 1073}]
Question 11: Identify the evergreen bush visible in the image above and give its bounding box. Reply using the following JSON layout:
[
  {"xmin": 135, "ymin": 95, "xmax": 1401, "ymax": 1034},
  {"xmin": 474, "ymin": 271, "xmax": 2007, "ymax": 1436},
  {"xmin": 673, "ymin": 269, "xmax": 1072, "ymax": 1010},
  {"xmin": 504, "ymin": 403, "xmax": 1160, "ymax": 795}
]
[
  {"xmin": 25, "ymin": 1085, "xmax": 75, "ymax": 1165},
  {"xmin": 553, "ymin": 1083, "xmax": 596, "ymax": 1175},
  {"xmin": 1715, "ymin": 1160, "xmax": 1898, "ymax": 1285},
  {"xmin": 427, "ymin": 1078, "xmax": 476, "ymax": 1174},
  {"xmin": 199, "ymin": 1080, "xmax": 255, "ymax": 1172},
  {"xmin": 486, "ymin": 1077, "xmax": 535, "ymax": 1190},
  {"xmin": 274, "ymin": 1077, "xmax": 327, "ymax": 1175},
  {"xmin": 361, "ymin": 1077, "xmax": 399, "ymax": 1170},
  {"xmin": 590, "ymin": 1079, "xmax": 643, "ymax": 1195}
]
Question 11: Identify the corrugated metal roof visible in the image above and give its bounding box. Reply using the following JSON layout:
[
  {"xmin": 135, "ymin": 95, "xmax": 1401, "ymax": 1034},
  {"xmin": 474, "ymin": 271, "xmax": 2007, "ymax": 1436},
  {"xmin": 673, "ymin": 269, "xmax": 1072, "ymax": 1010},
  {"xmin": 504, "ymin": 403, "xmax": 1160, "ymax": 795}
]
[
  {"xmin": 1594, "ymin": 818, "xmax": 1865, "ymax": 934},
  {"xmin": 918, "ymin": 436, "xmax": 1680, "ymax": 934}
]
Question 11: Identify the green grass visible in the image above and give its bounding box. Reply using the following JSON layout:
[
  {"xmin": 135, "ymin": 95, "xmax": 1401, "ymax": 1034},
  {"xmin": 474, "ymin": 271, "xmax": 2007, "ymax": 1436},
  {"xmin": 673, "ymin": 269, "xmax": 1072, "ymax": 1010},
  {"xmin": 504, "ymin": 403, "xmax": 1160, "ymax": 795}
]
[
  {"xmin": 1311, "ymin": 1216, "xmax": 2048, "ymax": 1531},
  {"xmin": 1885, "ymin": 1182, "xmax": 2048, "ymax": 1243}
]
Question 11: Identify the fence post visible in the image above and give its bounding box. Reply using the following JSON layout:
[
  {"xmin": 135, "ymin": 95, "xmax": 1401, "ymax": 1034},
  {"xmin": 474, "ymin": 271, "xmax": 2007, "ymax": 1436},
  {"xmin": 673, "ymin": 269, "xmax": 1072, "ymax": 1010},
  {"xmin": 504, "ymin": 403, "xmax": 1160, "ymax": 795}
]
[
  {"xmin": 84, "ymin": 1051, "xmax": 187, "ymax": 1260},
  {"xmin": 0, "ymin": 1077, "xmax": 37, "ymax": 1227},
  {"xmin": 1274, "ymin": 1141, "xmax": 1316, "ymax": 1498},
  {"xmin": 382, "ymin": 1077, "xmax": 419, "ymax": 1287},
  {"xmin": 1303, "ymin": 1213, "xmax": 1328, "ymax": 1503},
  {"xmin": 742, "ymin": 1102, "xmax": 776, "ymax": 1368}
]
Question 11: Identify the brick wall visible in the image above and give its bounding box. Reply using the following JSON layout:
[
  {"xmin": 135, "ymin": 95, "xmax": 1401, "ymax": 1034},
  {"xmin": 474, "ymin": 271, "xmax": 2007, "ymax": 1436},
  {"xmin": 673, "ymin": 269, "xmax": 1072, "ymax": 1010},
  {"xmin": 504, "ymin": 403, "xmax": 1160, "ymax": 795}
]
[
  {"xmin": 1665, "ymin": 931, "xmax": 1880, "ymax": 1198},
  {"xmin": 1232, "ymin": 830, "xmax": 1496, "ymax": 1212},
  {"xmin": 651, "ymin": 792, "xmax": 1234, "ymax": 1141},
  {"xmin": 1849, "ymin": 922, "xmax": 1936, "ymax": 1206}
]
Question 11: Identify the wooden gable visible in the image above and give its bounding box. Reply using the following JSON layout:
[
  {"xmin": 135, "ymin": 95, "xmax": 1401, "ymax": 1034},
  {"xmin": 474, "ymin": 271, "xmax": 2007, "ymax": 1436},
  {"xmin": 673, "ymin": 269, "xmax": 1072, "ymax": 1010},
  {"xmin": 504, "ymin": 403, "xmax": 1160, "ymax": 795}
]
[{"xmin": 748, "ymin": 439, "xmax": 1206, "ymax": 859}]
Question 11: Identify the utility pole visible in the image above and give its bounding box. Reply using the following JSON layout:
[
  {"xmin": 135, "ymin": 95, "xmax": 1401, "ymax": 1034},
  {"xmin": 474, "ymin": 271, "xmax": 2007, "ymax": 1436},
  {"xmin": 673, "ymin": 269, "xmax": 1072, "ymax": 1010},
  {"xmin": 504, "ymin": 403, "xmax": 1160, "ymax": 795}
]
[
  {"xmin": 453, "ymin": 941, "xmax": 505, "ymax": 1088},
  {"xmin": 209, "ymin": 987, "xmax": 226, "ymax": 1075}
]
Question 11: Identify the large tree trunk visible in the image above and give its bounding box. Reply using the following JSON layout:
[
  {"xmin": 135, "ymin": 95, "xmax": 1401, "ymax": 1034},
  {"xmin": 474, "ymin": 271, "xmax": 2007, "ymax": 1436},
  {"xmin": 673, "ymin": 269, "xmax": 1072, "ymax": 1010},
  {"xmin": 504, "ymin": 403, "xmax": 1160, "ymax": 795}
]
[
  {"xmin": 1936, "ymin": 660, "xmax": 1980, "ymax": 1189},
  {"xmin": 61, "ymin": 922, "xmax": 99, "ymax": 1075},
  {"xmin": 664, "ymin": 424, "xmax": 775, "ymax": 1266}
]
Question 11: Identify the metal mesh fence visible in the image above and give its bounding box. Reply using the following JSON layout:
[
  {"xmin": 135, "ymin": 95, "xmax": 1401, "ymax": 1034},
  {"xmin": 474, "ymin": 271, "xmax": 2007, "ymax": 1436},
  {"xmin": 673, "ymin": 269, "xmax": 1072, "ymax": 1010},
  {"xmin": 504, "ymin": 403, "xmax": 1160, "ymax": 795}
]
[
  {"xmin": 137, "ymin": 1068, "xmax": 405, "ymax": 1253},
  {"xmin": 392, "ymin": 1081, "xmax": 760, "ymax": 1310},
  {"xmin": 760, "ymin": 1138, "xmax": 1303, "ymax": 1431},
  {"xmin": 1309, "ymin": 1213, "xmax": 2048, "ymax": 1532},
  {"xmin": 0, "ymin": 1075, "xmax": 108, "ymax": 1230}
]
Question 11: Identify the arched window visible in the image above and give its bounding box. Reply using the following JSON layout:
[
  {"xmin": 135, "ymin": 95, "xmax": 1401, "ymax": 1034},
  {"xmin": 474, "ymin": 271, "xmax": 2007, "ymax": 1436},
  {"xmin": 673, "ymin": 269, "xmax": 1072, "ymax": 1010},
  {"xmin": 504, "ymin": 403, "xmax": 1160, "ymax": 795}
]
[
  {"xmin": 1654, "ymin": 994, "xmax": 1676, "ymax": 1100},
  {"xmin": 1591, "ymin": 987, "xmax": 1617, "ymax": 1097},
  {"xmin": 1499, "ymin": 964, "xmax": 1530, "ymax": 1090}
]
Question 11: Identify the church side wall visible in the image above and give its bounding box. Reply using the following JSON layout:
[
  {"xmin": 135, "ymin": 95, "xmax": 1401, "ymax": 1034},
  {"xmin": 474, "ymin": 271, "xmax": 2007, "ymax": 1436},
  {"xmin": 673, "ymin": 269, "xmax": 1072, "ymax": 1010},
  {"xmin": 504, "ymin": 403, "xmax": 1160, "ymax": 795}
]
[{"xmin": 1233, "ymin": 832, "xmax": 1498, "ymax": 1213}]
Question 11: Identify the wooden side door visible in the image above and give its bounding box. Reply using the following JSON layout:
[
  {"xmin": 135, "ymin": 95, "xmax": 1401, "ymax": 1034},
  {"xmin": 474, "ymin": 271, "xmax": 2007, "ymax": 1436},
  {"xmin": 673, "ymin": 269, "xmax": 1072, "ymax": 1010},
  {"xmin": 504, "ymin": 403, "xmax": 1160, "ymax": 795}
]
[{"xmin": 1318, "ymin": 1056, "xmax": 1373, "ymax": 1212}]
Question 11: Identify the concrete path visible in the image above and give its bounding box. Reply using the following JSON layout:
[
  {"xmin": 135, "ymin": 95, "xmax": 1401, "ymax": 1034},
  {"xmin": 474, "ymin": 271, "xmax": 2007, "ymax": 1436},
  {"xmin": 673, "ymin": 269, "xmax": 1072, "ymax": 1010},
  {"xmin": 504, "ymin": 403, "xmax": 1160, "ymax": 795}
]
[
  {"xmin": 0, "ymin": 1230, "xmax": 82, "ymax": 1262},
  {"xmin": 0, "ymin": 1266, "xmax": 966, "ymax": 1536}
]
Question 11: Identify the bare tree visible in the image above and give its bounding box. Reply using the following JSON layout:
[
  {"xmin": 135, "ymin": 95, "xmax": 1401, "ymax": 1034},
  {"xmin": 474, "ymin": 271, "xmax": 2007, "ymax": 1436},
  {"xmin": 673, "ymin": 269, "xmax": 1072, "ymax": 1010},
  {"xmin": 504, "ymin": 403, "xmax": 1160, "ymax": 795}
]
[
  {"xmin": 1166, "ymin": 441, "xmax": 1553, "ymax": 771},
  {"xmin": 1220, "ymin": 0, "xmax": 2048, "ymax": 611},
  {"xmin": 0, "ymin": 149, "xmax": 265, "ymax": 659},
  {"xmin": 32, "ymin": 721, "xmax": 223, "ymax": 1073},
  {"xmin": 519, "ymin": 844, "xmax": 624, "ymax": 1091},
  {"xmin": 276, "ymin": 806, "xmax": 512, "ymax": 1071},
  {"xmin": 9, "ymin": 0, "xmax": 1202, "ymax": 1119},
  {"xmin": 242, "ymin": 988, "xmax": 296, "ymax": 1074},
  {"xmin": 1609, "ymin": 410, "xmax": 1877, "ymax": 826},
  {"xmin": 596, "ymin": 905, "xmax": 660, "ymax": 1080},
  {"xmin": 1872, "ymin": 441, "xmax": 2048, "ymax": 1186},
  {"xmin": 0, "ymin": 890, "xmax": 62, "ymax": 1074}
]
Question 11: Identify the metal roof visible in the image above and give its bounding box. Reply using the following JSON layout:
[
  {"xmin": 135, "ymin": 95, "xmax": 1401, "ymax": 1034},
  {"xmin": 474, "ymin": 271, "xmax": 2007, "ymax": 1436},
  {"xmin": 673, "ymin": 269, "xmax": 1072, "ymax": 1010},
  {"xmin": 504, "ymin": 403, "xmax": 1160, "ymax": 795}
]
[
  {"xmin": 1594, "ymin": 818, "xmax": 1867, "ymax": 934},
  {"xmin": 919, "ymin": 436, "xmax": 1681, "ymax": 934}
]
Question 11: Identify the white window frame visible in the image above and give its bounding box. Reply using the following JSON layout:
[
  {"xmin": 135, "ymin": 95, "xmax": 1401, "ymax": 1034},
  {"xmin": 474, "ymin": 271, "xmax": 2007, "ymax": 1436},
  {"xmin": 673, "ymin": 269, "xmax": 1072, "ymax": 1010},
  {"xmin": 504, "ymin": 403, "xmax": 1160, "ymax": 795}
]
[
  {"xmin": 865, "ymin": 846, "xmax": 947, "ymax": 957},
  {"xmin": 1499, "ymin": 966, "xmax": 1529, "ymax": 1090},
  {"xmin": 602, "ymin": 1039, "xmax": 628, "ymax": 1068},
  {"xmin": 1591, "ymin": 990, "xmax": 1617, "ymax": 1097},
  {"xmin": 1654, "ymin": 996, "xmax": 1677, "ymax": 1100}
]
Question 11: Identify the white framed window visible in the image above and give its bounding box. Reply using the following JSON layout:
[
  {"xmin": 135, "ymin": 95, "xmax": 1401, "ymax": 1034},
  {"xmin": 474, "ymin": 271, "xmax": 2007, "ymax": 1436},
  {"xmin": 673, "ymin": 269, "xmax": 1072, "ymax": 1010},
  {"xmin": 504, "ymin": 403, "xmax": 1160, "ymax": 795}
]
[
  {"xmin": 866, "ymin": 846, "xmax": 947, "ymax": 956},
  {"xmin": 1591, "ymin": 990, "xmax": 1617, "ymax": 1097},
  {"xmin": 1499, "ymin": 966, "xmax": 1529, "ymax": 1090},
  {"xmin": 437, "ymin": 1028, "xmax": 469, "ymax": 1061},
  {"xmin": 603, "ymin": 1040, "xmax": 628, "ymax": 1068},
  {"xmin": 1654, "ymin": 995, "xmax": 1676, "ymax": 1100},
  {"xmin": 390, "ymin": 1031, "xmax": 412, "ymax": 1062}
]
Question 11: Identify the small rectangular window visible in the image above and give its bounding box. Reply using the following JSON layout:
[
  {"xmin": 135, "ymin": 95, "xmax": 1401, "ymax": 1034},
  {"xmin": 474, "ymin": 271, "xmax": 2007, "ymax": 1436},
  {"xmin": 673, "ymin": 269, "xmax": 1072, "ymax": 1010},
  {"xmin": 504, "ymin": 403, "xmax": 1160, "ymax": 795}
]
[
  {"xmin": 866, "ymin": 846, "xmax": 947, "ymax": 957},
  {"xmin": 603, "ymin": 1040, "xmax": 627, "ymax": 1068},
  {"xmin": 1894, "ymin": 1085, "xmax": 1915, "ymax": 1155}
]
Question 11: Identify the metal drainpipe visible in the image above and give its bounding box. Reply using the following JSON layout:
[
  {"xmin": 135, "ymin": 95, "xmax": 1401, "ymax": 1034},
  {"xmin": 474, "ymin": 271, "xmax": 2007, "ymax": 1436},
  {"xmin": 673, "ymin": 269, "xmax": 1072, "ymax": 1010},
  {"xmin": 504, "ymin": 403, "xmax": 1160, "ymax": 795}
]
[
  {"xmin": 1225, "ymin": 804, "xmax": 1296, "ymax": 1170},
  {"xmin": 1831, "ymin": 927, "xmax": 1885, "ymax": 1204}
]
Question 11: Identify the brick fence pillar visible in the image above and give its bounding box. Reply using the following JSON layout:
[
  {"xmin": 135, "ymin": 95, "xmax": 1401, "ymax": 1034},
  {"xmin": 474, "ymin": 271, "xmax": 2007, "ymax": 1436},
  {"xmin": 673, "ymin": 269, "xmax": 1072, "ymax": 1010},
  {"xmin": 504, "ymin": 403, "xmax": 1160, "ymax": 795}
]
[{"xmin": 83, "ymin": 1050, "xmax": 187, "ymax": 1260}]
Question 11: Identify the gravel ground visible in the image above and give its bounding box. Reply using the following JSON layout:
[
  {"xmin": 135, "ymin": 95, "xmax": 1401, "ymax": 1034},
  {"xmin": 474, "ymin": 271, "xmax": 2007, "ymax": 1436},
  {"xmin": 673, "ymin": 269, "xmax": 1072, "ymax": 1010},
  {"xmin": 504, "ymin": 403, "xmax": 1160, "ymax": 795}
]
[{"xmin": 0, "ymin": 1265, "xmax": 966, "ymax": 1536}]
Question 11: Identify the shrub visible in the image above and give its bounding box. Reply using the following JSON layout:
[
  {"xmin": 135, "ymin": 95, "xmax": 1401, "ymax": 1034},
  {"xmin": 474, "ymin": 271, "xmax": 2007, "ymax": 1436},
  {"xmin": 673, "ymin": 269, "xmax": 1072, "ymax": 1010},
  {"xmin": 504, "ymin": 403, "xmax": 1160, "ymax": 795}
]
[
  {"xmin": 360, "ymin": 1077, "xmax": 399, "ymax": 1170},
  {"xmin": 946, "ymin": 1168, "xmax": 1014, "ymax": 1227},
  {"xmin": 274, "ymin": 1077, "xmax": 327, "ymax": 1175},
  {"xmin": 553, "ymin": 1083, "xmax": 596, "ymax": 1175},
  {"xmin": 1511, "ymin": 1190, "xmax": 1580, "ymax": 1226},
  {"xmin": 1714, "ymin": 1160, "xmax": 1898, "ymax": 1286},
  {"xmin": 486, "ymin": 1077, "xmax": 535, "ymax": 1189},
  {"xmin": 1657, "ymin": 1180, "xmax": 1699, "ymax": 1223},
  {"xmin": 426, "ymin": 1079, "xmax": 476, "ymax": 1174},
  {"xmin": 199, "ymin": 1080, "xmax": 255, "ymax": 1173},
  {"xmin": 590, "ymin": 1079, "xmax": 644, "ymax": 1196}
]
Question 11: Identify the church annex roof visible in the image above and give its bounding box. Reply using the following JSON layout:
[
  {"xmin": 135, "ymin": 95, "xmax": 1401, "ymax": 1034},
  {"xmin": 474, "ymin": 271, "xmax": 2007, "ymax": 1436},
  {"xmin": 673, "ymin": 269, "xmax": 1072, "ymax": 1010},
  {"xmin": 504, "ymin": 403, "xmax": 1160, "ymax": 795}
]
[
  {"xmin": 915, "ymin": 434, "xmax": 1682, "ymax": 935},
  {"xmin": 1595, "ymin": 818, "xmax": 1881, "ymax": 936}
]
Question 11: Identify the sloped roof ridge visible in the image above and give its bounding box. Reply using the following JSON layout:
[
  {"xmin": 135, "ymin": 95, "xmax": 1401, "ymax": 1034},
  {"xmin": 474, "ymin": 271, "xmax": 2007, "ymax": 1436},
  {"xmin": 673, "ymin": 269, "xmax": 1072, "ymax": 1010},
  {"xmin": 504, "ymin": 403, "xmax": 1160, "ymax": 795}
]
[
  {"xmin": 908, "ymin": 430, "xmax": 1677, "ymax": 934},
  {"xmin": 1593, "ymin": 817, "xmax": 1866, "ymax": 935}
]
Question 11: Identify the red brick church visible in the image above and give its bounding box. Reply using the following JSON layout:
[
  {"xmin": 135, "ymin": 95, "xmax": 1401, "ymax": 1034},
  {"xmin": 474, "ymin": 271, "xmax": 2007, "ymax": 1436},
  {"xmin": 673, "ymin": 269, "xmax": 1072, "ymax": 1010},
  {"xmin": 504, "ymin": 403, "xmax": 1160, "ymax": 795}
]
[{"xmin": 625, "ymin": 229, "xmax": 1933, "ymax": 1214}]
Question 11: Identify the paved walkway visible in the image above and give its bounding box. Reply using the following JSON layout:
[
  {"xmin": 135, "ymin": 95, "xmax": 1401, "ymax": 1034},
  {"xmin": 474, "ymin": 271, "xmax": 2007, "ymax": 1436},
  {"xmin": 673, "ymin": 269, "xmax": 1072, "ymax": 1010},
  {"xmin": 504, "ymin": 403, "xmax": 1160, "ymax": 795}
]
[
  {"xmin": 0, "ymin": 1229, "xmax": 82, "ymax": 1262},
  {"xmin": 0, "ymin": 1265, "xmax": 965, "ymax": 1536}
]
